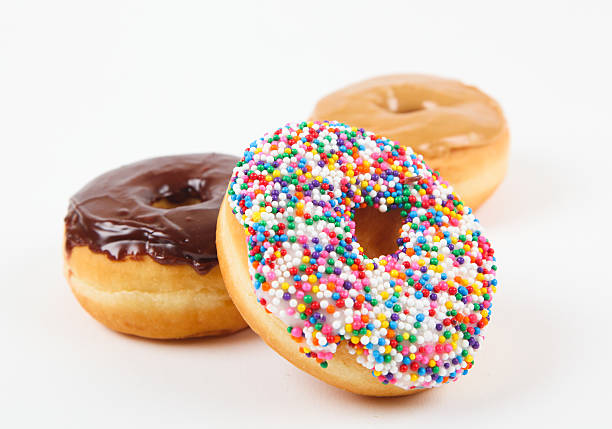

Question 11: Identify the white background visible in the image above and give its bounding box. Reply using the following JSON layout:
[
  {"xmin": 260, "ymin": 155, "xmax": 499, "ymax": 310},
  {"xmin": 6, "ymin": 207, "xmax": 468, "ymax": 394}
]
[{"xmin": 1, "ymin": 1, "xmax": 611, "ymax": 427}]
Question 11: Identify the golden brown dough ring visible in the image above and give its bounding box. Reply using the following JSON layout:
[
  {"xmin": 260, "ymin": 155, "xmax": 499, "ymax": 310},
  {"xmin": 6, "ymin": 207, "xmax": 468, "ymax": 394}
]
[
  {"xmin": 310, "ymin": 74, "xmax": 509, "ymax": 209},
  {"xmin": 64, "ymin": 248, "xmax": 246, "ymax": 338}
]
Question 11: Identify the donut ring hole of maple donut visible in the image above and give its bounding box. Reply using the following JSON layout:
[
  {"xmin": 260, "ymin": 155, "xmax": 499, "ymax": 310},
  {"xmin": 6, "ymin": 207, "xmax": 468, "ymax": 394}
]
[{"xmin": 384, "ymin": 88, "xmax": 432, "ymax": 114}]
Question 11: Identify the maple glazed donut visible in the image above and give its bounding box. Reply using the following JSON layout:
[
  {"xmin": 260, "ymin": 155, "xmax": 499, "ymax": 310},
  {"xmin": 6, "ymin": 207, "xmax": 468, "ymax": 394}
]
[
  {"xmin": 217, "ymin": 121, "xmax": 498, "ymax": 396},
  {"xmin": 64, "ymin": 154, "xmax": 247, "ymax": 339},
  {"xmin": 310, "ymin": 74, "xmax": 510, "ymax": 209}
]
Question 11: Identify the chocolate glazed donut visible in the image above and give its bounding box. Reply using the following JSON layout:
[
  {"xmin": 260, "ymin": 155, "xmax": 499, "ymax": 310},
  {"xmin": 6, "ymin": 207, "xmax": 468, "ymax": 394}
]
[{"xmin": 64, "ymin": 154, "xmax": 247, "ymax": 339}]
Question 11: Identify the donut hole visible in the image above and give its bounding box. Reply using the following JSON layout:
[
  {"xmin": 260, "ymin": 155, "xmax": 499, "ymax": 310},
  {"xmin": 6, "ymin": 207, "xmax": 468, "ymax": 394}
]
[
  {"xmin": 151, "ymin": 186, "xmax": 203, "ymax": 209},
  {"xmin": 353, "ymin": 206, "xmax": 404, "ymax": 258},
  {"xmin": 386, "ymin": 92, "xmax": 426, "ymax": 114}
]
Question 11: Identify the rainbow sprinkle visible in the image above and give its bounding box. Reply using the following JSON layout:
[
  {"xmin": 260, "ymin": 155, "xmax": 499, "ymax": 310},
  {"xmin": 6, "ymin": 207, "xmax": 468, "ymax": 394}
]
[{"xmin": 228, "ymin": 121, "xmax": 498, "ymax": 390}]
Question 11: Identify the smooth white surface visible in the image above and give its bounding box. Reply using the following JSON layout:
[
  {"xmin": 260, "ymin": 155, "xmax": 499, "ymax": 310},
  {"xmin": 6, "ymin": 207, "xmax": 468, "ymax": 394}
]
[{"xmin": 1, "ymin": 1, "xmax": 611, "ymax": 427}]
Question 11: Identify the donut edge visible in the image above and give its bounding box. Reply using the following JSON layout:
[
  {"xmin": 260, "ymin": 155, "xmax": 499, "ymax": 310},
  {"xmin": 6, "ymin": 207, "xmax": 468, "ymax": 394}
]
[{"xmin": 64, "ymin": 246, "xmax": 247, "ymax": 339}]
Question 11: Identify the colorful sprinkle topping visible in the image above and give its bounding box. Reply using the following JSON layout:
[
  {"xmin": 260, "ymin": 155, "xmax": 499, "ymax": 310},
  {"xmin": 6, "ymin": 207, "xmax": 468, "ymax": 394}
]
[{"xmin": 228, "ymin": 121, "xmax": 498, "ymax": 390}]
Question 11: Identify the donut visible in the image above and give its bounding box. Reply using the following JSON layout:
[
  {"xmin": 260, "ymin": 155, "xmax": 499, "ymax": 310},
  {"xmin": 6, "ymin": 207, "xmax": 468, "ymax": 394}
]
[
  {"xmin": 64, "ymin": 154, "xmax": 247, "ymax": 339},
  {"xmin": 310, "ymin": 74, "xmax": 509, "ymax": 209},
  {"xmin": 217, "ymin": 121, "xmax": 498, "ymax": 396}
]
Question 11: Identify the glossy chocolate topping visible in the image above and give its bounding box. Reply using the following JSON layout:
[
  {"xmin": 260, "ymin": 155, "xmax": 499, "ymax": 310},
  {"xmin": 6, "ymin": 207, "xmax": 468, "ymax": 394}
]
[{"xmin": 64, "ymin": 153, "xmax": 239, "ymax": 274}]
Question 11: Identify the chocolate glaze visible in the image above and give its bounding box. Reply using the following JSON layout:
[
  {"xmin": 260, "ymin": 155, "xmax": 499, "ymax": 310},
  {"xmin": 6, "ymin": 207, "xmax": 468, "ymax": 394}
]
[{"xmin": 64, "ymin": 153, "xmax": 239, "ymax": 274}]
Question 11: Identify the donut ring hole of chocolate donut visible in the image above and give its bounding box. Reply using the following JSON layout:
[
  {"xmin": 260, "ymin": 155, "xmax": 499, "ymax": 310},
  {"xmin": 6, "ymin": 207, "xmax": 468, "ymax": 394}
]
[
  {"xmin": 150, "ymin": 185, "xmax": 205, "ymax": 209},
  {"xmin": 353, "ymin": 206, "xmax": 405, "ymax": 258}
]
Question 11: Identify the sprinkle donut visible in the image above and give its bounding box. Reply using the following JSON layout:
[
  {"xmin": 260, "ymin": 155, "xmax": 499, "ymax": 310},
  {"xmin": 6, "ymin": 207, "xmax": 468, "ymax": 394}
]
[{"xmin": 217, "ymin": 121, "xmax": 498, "ymax": 396}]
